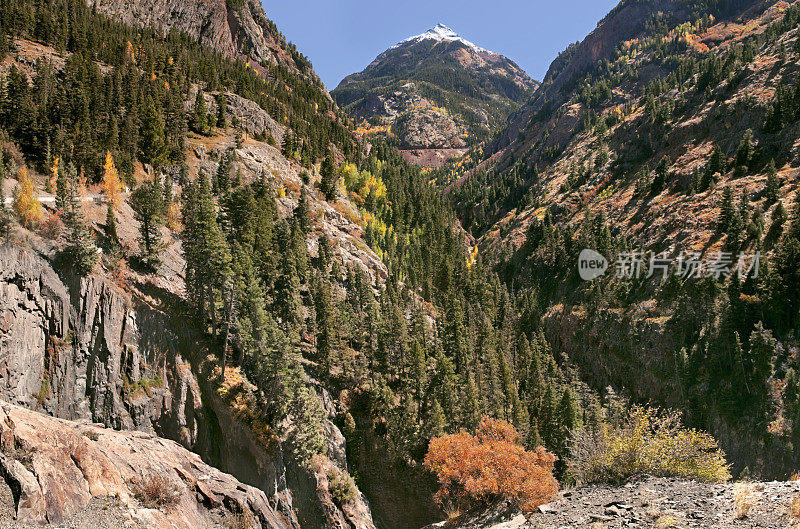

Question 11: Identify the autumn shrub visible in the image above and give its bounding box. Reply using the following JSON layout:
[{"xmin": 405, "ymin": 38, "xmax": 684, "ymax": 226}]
[
  {"xmin": 423, "ymin": 416, "xmax": 558, "ymax": 516},
  {"xmin": 570, "ymin": 406, "xmax": 731, "ymax": 485},
  {"xmin": 327, "ymin": 467, "xmax": 357, "ymax": 505},
  {"xmin": 733, "ymin": 483, "xmax": 757, "ymax": 519},
  {"xmin": 38, "ymin": 212, "xmax": 64, "ymax": 239},
  {"xmin": 789, "ymin": 493, "xmax": 800, "ymax": 519},
  {"xmin": 130, "ymin": 473, "xmax": 181, "ymax": 510}
]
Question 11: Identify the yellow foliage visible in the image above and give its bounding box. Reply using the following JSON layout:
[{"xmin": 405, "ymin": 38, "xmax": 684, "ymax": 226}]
[
  {"xmin": 789, "ymin": 493, "xmax": 800, "ymax": 519},
  {"xmin": 734, "ymin": 483, "xmax": 757, "ymax": 520},
  {"xmin": 166, "ymin": 202, "xmax": 182, "ymax": 231},
  {"xmin": 571, "ymin": 406, "xmax": 731, "ymax": 485},
  {"xmin": 103, "ymin": 151, "xmax": 123, "ymax": 210},
  {"xmin": 466, "ymin": 245, "xmax": 479, "ymax": 269},
  {"xmin": 48, "ymin": 157, "xmax": 59, "ymax": 194},
  {"xmin": 13, "ymin": 166, "xmax": 44, "ymax": 228}
]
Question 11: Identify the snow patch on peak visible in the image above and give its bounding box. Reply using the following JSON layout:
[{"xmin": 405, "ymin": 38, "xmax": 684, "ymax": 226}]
[{"xmin": 391, "ymin": 24, "xmax": 497, "ymax": 55}]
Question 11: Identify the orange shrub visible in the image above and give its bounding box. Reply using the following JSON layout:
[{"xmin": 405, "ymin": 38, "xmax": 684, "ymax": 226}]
[{"xmin": 423, "ymin": 416, "xmax": 558, "ymax": 515}]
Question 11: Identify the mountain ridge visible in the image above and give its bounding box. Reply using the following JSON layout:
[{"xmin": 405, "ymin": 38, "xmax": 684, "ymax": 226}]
[{"xmin": 332, "ymin": 24, "xmax": 539, "ymax": 167}]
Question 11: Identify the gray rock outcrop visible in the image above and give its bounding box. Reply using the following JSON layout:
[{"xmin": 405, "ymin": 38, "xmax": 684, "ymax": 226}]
[{"xmin": 0, "ymin": 245, "xmax": 375, "ymax": 529}]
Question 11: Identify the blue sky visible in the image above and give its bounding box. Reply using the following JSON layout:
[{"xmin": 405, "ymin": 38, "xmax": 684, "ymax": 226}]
[{"xmin": 262, "ymin": 0, "xmax": 620, "ymax": 89}]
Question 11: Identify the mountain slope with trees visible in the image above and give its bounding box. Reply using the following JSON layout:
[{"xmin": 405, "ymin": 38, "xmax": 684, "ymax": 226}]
[
  {"xmin": 445, "ymin": 0, "xmax": 800, "ymax": 478},
  {"xmin": 333, "ymin": 24, "xmax": 539, "ymax": 167},
  {"xmin": 0, "ymin": 1, "xmax": 607, "ymax": 528}
]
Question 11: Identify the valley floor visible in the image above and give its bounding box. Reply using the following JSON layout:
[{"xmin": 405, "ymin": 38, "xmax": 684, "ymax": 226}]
[{"xmin": 427, "ymin": 476, "xmax": 800, "ymax": 529}]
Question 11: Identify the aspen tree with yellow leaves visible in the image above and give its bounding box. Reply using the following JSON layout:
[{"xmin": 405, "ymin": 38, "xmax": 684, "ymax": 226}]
[
  {"xmin": 12, "ymin": 166, "xmax": 43, "ymax": 228},
  {"xmin": 103, "ymin": 152, "xmax": 123, "ymax": 210}
]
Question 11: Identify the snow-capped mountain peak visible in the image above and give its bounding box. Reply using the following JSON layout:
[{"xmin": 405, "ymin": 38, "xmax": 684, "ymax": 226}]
[{"xmin": 392, "ymin": 23, "xmax": 496, "ymax": 54}]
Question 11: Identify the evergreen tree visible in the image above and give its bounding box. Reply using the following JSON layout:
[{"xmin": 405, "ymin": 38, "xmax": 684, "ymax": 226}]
[
  {"xmin": 288, "ymin": 378, "xmax": 328, "ymax": 465},
  {"xmin": 60, "ymin": 163, "xmax": 98, "ymax": 276},
  {"xmin": 425, "ymin": 398, "xmax": 446, "ymax": 438},
  {"xmin": 130, "ymin": 178, "xmax": 165, "ymax": 267},
  {"xmin": 735, "ymin": 129, "xmax": 754, "ymax": 171},
  {"xmin": 274, "ymin": 220, "xmax": 303, "ymax": 333},
  {"xmin": 314, "ymin": 273, "xmax": 339, "ymax": 370},
  {"xmin": 747, "ymin": 322, "xmax": 777, "ymax": 408},
  {"xmin": 192, "ymin": 89, "xmax": 209, "ymax": 135},
  {"xmin": 461, "ymin": 375, "xmax": 481, "ymax": 430},
  {"xmin": 182, "ymin": 174, "xmax": 232, "ymax": 334},
  {"xmin": 215, "ymin": 148, "xmax": 234, "ymax": 194},
  {"xmin": 138, "ymin": 95, "xmax": 167, "ymax": 169},
  {"xmin": 320, "ymin": 152, "xmax": 338, "ymax": 201},
  {"xmin": 103, "ymin": 203, "xmax": 121, "ymax": 257},
  {"xmin": 718, "ymin": 186, "xmax": 740, "ymax": 239},
  {"xmin": 295, "ymin": 186, "xmax": 311, "ymax": 234},
  {"xmin": 0, "ymin": 153, "xmax": 10, "ymax": 239},
  {"xmin": 214, "ymin": 93, "xmax": 227, "ymax": 129},
  {"xmin": 763, "ymin": 160, "xmax": 780, "ymax": 204},
  {"xmin": 651, "ymin": 155, "xmax": 670, "ymax": 194}
]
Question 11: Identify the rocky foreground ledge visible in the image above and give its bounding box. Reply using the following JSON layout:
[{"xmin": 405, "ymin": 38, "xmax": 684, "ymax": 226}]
[
  {"xmin": 0, "ymin": 401, "xmax": 290, "ymax": 529},
  {"xmin": 426, "ymin": 476, "xmax": 800, "ymax": 529}
]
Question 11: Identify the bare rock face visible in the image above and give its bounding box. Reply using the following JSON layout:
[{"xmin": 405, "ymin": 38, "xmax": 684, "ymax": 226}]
[
  {"xmin": 88, "ymin": 0, "xmax": 314, "ymax": 81},
  {"xmin": 0, "ymin": 245, "xmax": 202, "ymax": 435},
  {"xmin": 0, "ymin": 245, "xmax": 376, "ymax": 529},
  {"xmin": 0, "ymin": 401, "xmax": 289, "ymax": 528},
  {"xmin": 394, "ymin": 109, "xmax": 467, "ymax": 150}
]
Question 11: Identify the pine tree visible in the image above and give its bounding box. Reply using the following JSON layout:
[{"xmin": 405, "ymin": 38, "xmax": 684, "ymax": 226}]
[
  {"xmin": 425, "ymin": 398, "xmax": 446, "ymax": 438},
  {"xmin": 763, "ymin": 160, "xmax": 780, "ymax": 205},
  {"xmin": 274, "ymin": 220, "xmax": 303, "ymax": 333},
  {"xmin": 0, "ymin": 153, "xmax": 10, "ymax": 239},
  {"xmin": 60, "ymin": 163, "xmax": 98, "ymax": 276},
  {"xmin": 747, "ymin": 322, "xmax": 777, "ymax": 408},
  {"xmin": 651, "ymin": 155, "xmax": 670, "ymax": 194},
  {"xmin": 295, "ymin": 187, "xmax": 311, "ymax": 234},
  {"xmin": 320, "ymin": 152, "xmax": 338, "ymax": 201},
  {"xmin": 434, "ymin": 350, "xmax": 458, "ymax": 423},
  {"xmin": 214, "ymin": 93, "xmax": 227, "ymax": 130},
  {"xmin": 410, "ymin": 339, "xmax": 428, "ymax": 417},
  {"xmin": 282, "ymin": 129, "xmax": 296, "ymax": 159},
  {"xmin": 103, "ymin": 203, "xmax": 121, "ymax": 257},
  {"xmin": 314, "ymin": 273, "xmax": 338, "ymax": 370},
  {"xmin": 735, "ymin": 129, "xmax": 754, "ymax": 171},
  {"xmin": 182, "ymin": 174, "xmax": 232, "ymax": 334},
  {"xmin": 215, "ymin": 148, "xmax": 233, "ymax": 194},
  {"xmin": 138, "ymin": 95, "xmax": 167, "ymax": 169},
  {"xmin": 289, "ymin": 380, "xmax": 328, "ymax": 465},
  {"xmin": 461, "ymin": 375, "xmax": 481, "ymax": 430},
  {"xmin": 719, "ymin": 186, "xmax": 737, "ymax": 233},
  {"xmin": 192, "ymin": 89, "xmax": 209, "ymax": 135},
  {"xmin": 130, "ymin": 179, "xmax": 165, "ymax": 267}
]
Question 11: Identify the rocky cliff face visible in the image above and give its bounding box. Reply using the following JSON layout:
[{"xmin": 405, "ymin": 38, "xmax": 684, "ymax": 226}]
[
  {"xmin": 0, "ymin": 246, "xmax": 375, "ymax": 529},
  {"xmin": 0, "ymin": 401, "xmax": 289, "ymax": 528},
  {"xmin": 88, "ymin": 0, "xmax": 317, "ymax": 82},
  {"xmin": 333, "ymin": 24, "xmax": 538, "ymax": 166}
]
